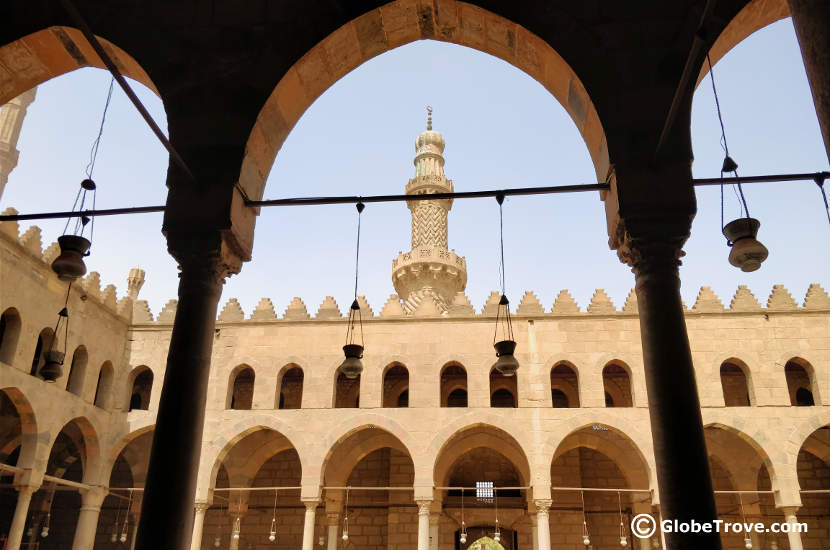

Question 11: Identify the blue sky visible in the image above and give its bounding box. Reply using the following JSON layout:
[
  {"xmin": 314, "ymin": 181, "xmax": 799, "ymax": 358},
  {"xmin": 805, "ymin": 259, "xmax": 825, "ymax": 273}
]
[{"xmin": 2, "ymin": 19, "xmax": 828, "ymax": 317}]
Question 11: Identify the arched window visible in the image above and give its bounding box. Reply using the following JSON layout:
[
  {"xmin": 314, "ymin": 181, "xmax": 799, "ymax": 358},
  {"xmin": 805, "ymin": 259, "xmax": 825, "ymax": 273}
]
[
  {"xmin": 720, "ymin": 361, "xmax": 751, "ymax": 406},
  {"xmin": 228, "ymin": 366, "xmax": 255, "ymax": 410},
  {"xmin": 127, "ymin": 367, "xmax": 153, "ymax": 411},
  {"xmin": 383, "ymin": 364, "xmax": 409, "ymax": 408},
  {"xmin": 441, "ymin": 363, "xmax": 467, "ymax": 407},
  {"xmin": 66, "ymin": 346, "xmax": 88, "ymax": 397},
  {"xmin": 786, "ymin": 358, "xmax": 818, "ymax": 406},
  {"xmin": 334, "ymin": 372, "xmax": 360, "ymax": 408},
  {"xmin": 0, "ymin": 308, "xmax": 22, "ymax": 365},
  {"xmin": 94, "ymin": 361, "xmax": 114, "ymax": 409},
  {"xmin": 490, "ymin": 369, "xmax": 517, "ymax": 408},
  {"xmin": 278, "ymin": 365, "xmax": 304, "ymax": 409},
  {"xmin": 550, "ymin": 362, "xmax": 579, "ymax": 408},
  {"xmin": 602, "ymin": 362, "xmax": 633, "ymax": 407},
  {"xmin": 30, "ymin": 328, "xmax": 54, "ymax": 377}
]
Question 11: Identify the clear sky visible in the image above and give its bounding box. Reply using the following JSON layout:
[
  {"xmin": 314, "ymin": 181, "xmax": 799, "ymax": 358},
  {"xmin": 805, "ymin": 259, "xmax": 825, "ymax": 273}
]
[{"xmin": 2, "ymin": 19, "xmax": 828, "ymax": 318}]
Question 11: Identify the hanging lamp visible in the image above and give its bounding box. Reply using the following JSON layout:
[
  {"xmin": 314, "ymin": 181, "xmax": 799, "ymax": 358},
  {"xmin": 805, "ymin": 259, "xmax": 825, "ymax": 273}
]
[
  {"xmin": 120, "ymin": 490, "xmax": 132, "ymax": 543},
  {"xmin": 233, "ymin": 516, "xmax": 241, "ymax": 540},
  {"xmin": 737, "ymin": 494, "xmax": 752, "ymax": 549},
  {"xmin": 493, "ymin": 487, "xmax": 501, "ymax": 543},
  {"xmin": 339, "ymin": 203, "xmax": 366, "ymax": 379},
  {"xmin": 459, "ymin": 487, "xmax": 467, "ymax": 545},
  {"xmin": 40, "ymin": 511, "xmax": 51, "ymax": 538},
  {"xmin": 581, "ymin": 491, "xmax": 590, "ymax": 547},
  {"xmin": 617, "ymin": 492, "xmax": 628, "ymax": 547},
  {"xmin": 342, "ymin": 487, "xmax": 351, "ymax": 541},
  {"xmin": 52, "ymin": 78, "xmax": 113, "ymax": 282},
  {"xmin": 705, "ymin": 54, "xmax": 768, "ymax": 272},
  {"xmin": 111, "ymin": 496, "xmax": 122, "ymax": 543},
  {"xmin": 269, "ymin": 489, "xmax": 278, "ymax": 542},
  {"xmin": 40, "ymin": 301, "xmax": 69, "ymax": 382},
  {"xmin": 492, "ymin": 193, "xmax": 519, "ymax": 376}
]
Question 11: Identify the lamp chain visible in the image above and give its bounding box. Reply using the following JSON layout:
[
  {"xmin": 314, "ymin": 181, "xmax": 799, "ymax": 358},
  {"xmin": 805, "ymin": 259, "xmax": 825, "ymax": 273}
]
[
  {"xmin": 353, "ymin": 203, "xmax": 364, "ymax": 300},
  {"xmin": 815, "ymin": 173, "xmax": 830, "ymax": 226},
  {"xmin": 497, "ymin": 194, "xmax": 506, "ymax": 296},
  {"xmin": 706, "ymin": 52, "xmax": 750, "ymax": 228}
]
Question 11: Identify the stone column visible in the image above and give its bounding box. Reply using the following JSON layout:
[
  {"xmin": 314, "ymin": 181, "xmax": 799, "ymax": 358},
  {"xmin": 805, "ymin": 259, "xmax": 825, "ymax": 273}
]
[
  {"xmin": 780, "ymin": 507, "xmax": 804, "ymax": 550},
  {"xmin": 302, "ymin": 501, "xmax": 319, "ymax": 550},
  {"xmin": 534, "ymin": 500, "xmax": 552, "ymax": 550},
  {"xmin": 624, "ymin": 237, "xmax": 720, "ymax": 549},
  {"xmin": 191, "ymin": 502, "xmax": 211, "ymax": 550},
  {"xmin": 7, "ymin": 484, "xmax": 38, "ymax": 550},
  {"xmin": 134, "ymin": 233, "xmax": 236, "ymax": 550},
  {"xmin": 787, "ymin": 0, "xmax": 830, "ymax": 161},
  {"xmin": 530, "ymin": 512, "xmax": 538, "ymax": 550},
  {"xmin": 326, "ymin": 513, "xmax": 339, "ymax": 550},
  {"xmin": 429, "ymin": 513, "xmax": 440, "ymax": 550},
  {"xmin": 71, "ymin": 487, "xmax": 107, "ymax": 550},
  {"xmin": 417, "ymin": 501, "xmax": 432, "ymax": 550}
]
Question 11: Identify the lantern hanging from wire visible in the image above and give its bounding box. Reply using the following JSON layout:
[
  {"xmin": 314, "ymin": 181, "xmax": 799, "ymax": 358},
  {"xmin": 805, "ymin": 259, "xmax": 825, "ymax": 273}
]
[
  {"xmin": 40, "ymin": 512, "xmax": 51, "ymax": 538},
  {"xmin": 39, "ymin": 301, "xmax": 69, "ymax": 383},
  {"xmin": 493, "ymin": 487, "xmax": 501, "ymax": 544},
  {"xmin": 617, "ymin": 492, "xmax": 628, "ymax": 547},
  {"xmin": 704, "ymin": 54, "xmax": 768, "ymax": 272},
  {"xmin": 459, "ymin": 487, "xmax": 467, "ymax": 545},
  {"xmin": 120, "ymin": 490, "xmax": 133, "ymax": 543},
  {"xmin": 342, "ymin": 487, "xmax": 351, "ymax": 541},
  {"xmin": 52, "ymin": 78, "xmax": 114, "ymax": 282},
  {"xmin": 492, "ymin": 193, "xmax": 519, "ymax": 376},
  {"xmin": 269, "ymin": 489, "xmax": 278, "ymax": 542},
  {"xmin": 581, "ymin": 490, "xmax": 590, "ymax": 547},
  {"xmin": 339, "ymin": 203, "xmax": 366, "ymax": 379}
]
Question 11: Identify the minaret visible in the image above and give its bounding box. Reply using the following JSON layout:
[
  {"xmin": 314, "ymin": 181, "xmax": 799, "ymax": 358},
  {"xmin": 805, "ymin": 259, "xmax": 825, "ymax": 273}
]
[
  {"xmin": 392, "ymin": 108, "xmax": 467, "ymax": 314},
  {"xmin": 0, "ymin": 87, "xmax": 37, "ymax": 199}
]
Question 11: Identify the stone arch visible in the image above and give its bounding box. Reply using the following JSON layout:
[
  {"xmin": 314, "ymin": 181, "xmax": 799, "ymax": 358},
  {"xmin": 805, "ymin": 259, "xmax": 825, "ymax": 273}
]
[
  {"xmin": 321, "ymin": 425, "xmax": 415, "ymax": 488},
  {"xmin": 276, "ymin": 363, "xmax": 304, "ymax": 409},
  {"xmin": 238, "ymin": 0, "xmax": 609, "ymax": 209},
  {"xmin": 784, "ymin": 356, "xmax": 820, "ymax": 406},
  {"xmin": 382, "ymin": 362, "xmax": 409, "ymax": 408},
  {"xmin": 0, "ymin": 27, "xmax": 159, "ymax": 106},
  {"xmin": 126, "ymin": 365, "xmax": 153, "ymax": 410},
  {"xmin": 0, "ymin": 387, "xmax": 38, "ymax": 469},
  {"xmin": 794, "ymin": 425, "xmax": 830, "ymax": 547},
  {"xmin": 0, "ymin": 307, "xmax": 22, "ymax": 365},
  {"xmin": 441, "ymin": 361, "xmax": 468, "ymax": 407},
  {"xmin": 202, "ymin": 420, "xmax": 307, "ymax": 500},
  {"xmin": 703, "ymin": 423, "xmax": 779, "ymax": 496},
  {"xmin": 489, "ymin": 367, "xmax": 517, "ymax": 408},
  {"xmin": 65, "ymin": 344, "xmax": 88, "ymax": 397},
  {"xmin": 334, "ymin": 367, "xmax": 361, "ymax": 409},
  {"xmin": 433, "ymin": 423, "xmax": 532, "ymax": 489},
  {"xmin": 550, "ymin": 361, "xmax": 579, "ymax": 408},
  {"xmin": 601, "ymin": 360, "xmax": 633, "ymax": 407},
  {"xmin": 227, "ymin": 364, "xmax": 255, "ymax": 410},
  {"xmin": 696, "ymin": 0, "xmax": 790, "ymax": 86},
  {"xmin": 47, "ymin": 416, "xmax": 101, "ymax": 484},
  {"xmin": 551, "ymin": 423, "xmax": 651, "ymax": 491},
  {"xmin": 93, "ymin": 360, "xmax": 114, "ymax": 409},
  {"xmin": 719, "ymin": 357, "xmax": 755, "ymax": 407}
]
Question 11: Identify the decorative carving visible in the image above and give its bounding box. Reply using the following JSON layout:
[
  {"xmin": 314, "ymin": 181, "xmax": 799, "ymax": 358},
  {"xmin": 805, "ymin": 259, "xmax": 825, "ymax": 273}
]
[
  {"xmin": 316, "ymin": 296, "xmax": 342, "ymax": 319},
  {"xmin": 251, "ymin": 298, "xmax": 277, "ymax": 320},
  {"xmin": 167, "ymin": 231, "xmax": 242, "ymax": 289},
  {"xmin": 83, "ymin": 272, "xmax": 102, "ymax": 298},
  {"xmin": 481, "ymin": 291, "xmax": 502, "ymax": 316},
  {"xmin": 132, "ymin": 300, "xmax": 154, "ymax": 323},
  {"xmin": 283, "ymin": 297, "xmax": 310, "ymax": 320},
  {"xmin": 20, "ymin": 226, "xmax": 41, "ymax": 255},
  {"xmin": 356, "ymin": 295, "xmax": 374, "ymax": 318},
  {"xmin": 380, "ymin": 294, "xmax": 406, "ymax": 317},
  {"xmin": 622, "ymin": 289, "xmax": 638, "ymax": 313},
  {"xmin": 127, "ymin": 268, "xmax": 146, "ymax": 300}
]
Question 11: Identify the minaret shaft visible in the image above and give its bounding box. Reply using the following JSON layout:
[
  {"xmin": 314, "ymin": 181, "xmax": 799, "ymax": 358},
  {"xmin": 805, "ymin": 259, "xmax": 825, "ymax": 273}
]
[{"xmin": 0, "ymin": 88, "xmax": 36, "ymax": 200}]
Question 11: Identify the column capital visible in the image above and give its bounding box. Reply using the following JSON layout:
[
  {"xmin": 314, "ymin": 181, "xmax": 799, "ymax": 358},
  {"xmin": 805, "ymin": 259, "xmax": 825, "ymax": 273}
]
[
  {"xmin": 303, "ymin": 499, "xmax": 320, "ymax": 511},
  {"xmin": 326, "ymin": 512, "xmax": 340, "ymax": 525},
  {"xmin": 195, "ymin": 502, "xmax": 211, "ymax": 512},
  {"xmin": 80, "ymin": 486, "xmax": 109, "ymax": 509},
  {"xmin": 167, "ymin": 231, "xmax": 242, "ymax": 287},
  {"xmin": 416, "ymin": 500, "xmax": 432, "ymax": 515},
  {"xmin": 13, "ymin": 483, "xmax": 40, "ymax": 495},
  {"xmin": 533, "ymin": 499, "xmax": 552, "ymax": 512}
]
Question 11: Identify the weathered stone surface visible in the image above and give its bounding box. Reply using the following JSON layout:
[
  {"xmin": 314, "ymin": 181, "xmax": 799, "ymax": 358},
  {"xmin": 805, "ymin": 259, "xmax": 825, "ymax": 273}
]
[
  {"xmin": 447, "ymin": 292, "xmax": 475, "ymax": 316},
  {"xmin": 19, "ymin": 225, "xmax": 41, "ymax": 254},
  {"xmin": 316, "ymin": 296, "xmax": 342, "ymax": 319},
  {"xmin": 380, "ymin": 294, "xmax": 405, "ymax": 318},
  {"xmin": 156, "ymin": 299, "xmax": 178, "ymax": 323},
  {"xmin": 0, "ymin": 207, "xmax": 18, "ymax": 237},
  {"xmin": 283, "ymin": 297, "xmax": 310, "ymax": 320},
  {"xmin": 692, "ymin": 286, "xmax": 724, "ymax": 313},
  {"xmin": 132, "ymin": 300, "xmax": 154, "ymax": 323},
  {"xmin": 481, "ymin": 291, "xmax": 501, "ymax": 316},
  {"xmin": 622, "ymin": 289, "xmax": 638, "ymax": 313},
  {"xmin": 218, "ymin": 298, "xmax": 245, "ymax": 322},
  {"xmin": 587, "ymin": 289, "xmax": 615, "ymax": 314},
  {"xmin": 83, "ymin": 272, "xmax": 101, "ymax": 298},
  {"xmin": 357, "ymin": 295, "xmax": 374, "ymax": 318},
  {"xmin": 767, "ymin": 285, "xmax": 798, "ymax": 311},
  {"xmin": 413, "ymin": 293, "xmax": 442, "ymax": 317},
  {"xmin": 251, "ymin": 298, "xmax": 277, "ymax": 320},
  {"xmin": 804, "ymin": 283, "xmax": 830, "ymax": 310},
  {"xmin": 551, "ymin": 289, "xmax": 580, "ymax": 314},
  {"xmin": 516, "ymin": 291, "xmax": 544, "ymax": 315},
  {"xmin": 729, "ymin": 285, "xmax": 761, "ymax": 312}
]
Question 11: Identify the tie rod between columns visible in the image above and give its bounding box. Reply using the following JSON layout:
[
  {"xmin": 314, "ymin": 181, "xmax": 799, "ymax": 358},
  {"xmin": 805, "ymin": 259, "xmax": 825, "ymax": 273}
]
[{"xmin": 1, "ymin": 171, "xmax": 826, "ymax": 222}]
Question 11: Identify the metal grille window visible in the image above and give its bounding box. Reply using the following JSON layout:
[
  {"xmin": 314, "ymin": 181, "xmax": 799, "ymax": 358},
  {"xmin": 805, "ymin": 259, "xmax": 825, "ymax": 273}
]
[{"xmin": 476, "ymin": 481, "xmax": 494, "ymax": 503}]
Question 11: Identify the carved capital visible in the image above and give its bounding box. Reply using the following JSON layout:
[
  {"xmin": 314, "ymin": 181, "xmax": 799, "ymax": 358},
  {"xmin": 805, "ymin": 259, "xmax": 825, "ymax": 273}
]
[
  {"xmin": 195, "ymin": 502, "xmax": 211, "ymax": 513},
  {"xmin": 167, "ymin": 231, "xmax": 242, "ymax": 290},
  {"xmin": 534, "ymin": 499, "xmax": 553, "ymax": 513},
  {"xmin": 416, "ymin": 500, "xmax": 432, "ymax": 515}
]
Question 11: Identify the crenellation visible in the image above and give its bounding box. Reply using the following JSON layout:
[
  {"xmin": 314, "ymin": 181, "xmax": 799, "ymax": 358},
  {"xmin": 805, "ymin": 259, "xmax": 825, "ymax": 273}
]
[
  {"xmin": 19, "ymin": 224, "xmax": 41, "ymax": 255},
  {"xmin": 516, "ymin": 290, "xmax": 545, "ymax": 315},
  {"xmin": 622, "ymin": 289, "xmax": 638, "ymax": 313},
  {"xmin": 101, "ymin": 284, "xmax": 117, "ymax": 308},
  {"xmin": 804, "ymin": 283, "xmax": 830, "ymax": 310},
  {"xmin": 587, "ymin": 288, "xmax": 615, "ymax": 314},
  {"xmin": 251, "ymin": 297, "xmax": 277, "ymax": 320},
  {"xmin": 157, "ymin": 299, "xmax": 178, "ymax": 323},
  {"xmin": 284, "ymin": 297, "xmax": 311, "ymax": 320},
  {"xmin": 692, "ymin": 286, "xmax": 725, "ymax": 313},
  {"xmin": 83, "ymin": 271, "xmax": 102, "ymax": 299},
  {"xmin": 481, "ymin": 290, "xmax": 501, "ymax": 316},
  {"xmin": 729, "ymin": 285, "xmax": 762, "ymax": 312},
  {"xmin": 316, "ymin": 296, "xmax": 343, "ymax": 319},
  {"xmin": 412, "ymin": 293, "xmax": 442, "ymax": 317},
  {"xmin": 767, "ymin": 284, "xmax": 799, "ymax": 311},
  {"xmin": 218, "ymin": 298, "xmax": 245, "ymax": 322},
  {"xmin": 447, "ymin": 292, "xmax": 475, "ymax": 316},
  {"xmin": 132, "ymin": 300, "xmax": 154, "ymax": 323},
  {"xmin": 551, "ymin": 289, "xmax": 580, "ymax": 314},
  {"xmin": 42, "ymin": 240, "xmax": 59, "ymax": 264},
  {"xmin": 357, "ymin": 295, "xmax": 374, "ymax": 317},
  {"xmin": 0, "ymin": 207, "xmax": 18, "ymax": 237},
  {"xmin": 380, "ymin": 294, "xmax": 406, "ymax": 317}
]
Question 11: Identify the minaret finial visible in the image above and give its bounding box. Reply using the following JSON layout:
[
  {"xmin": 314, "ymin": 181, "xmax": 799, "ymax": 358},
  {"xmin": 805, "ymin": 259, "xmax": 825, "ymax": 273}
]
[{"xmin": 426, "ymin": 106, "xmax": 432, "ymax": 130}]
